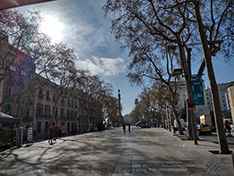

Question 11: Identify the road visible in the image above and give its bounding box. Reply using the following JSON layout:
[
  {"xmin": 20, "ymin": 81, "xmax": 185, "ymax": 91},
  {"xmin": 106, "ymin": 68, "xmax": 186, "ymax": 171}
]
[
  {"xmin": 198, "ymin": 132, "xmax": 234, "ymax": 148},
  {"xmin": 0, "ymin": 127, "xmax": 233, "ymax": 176}
]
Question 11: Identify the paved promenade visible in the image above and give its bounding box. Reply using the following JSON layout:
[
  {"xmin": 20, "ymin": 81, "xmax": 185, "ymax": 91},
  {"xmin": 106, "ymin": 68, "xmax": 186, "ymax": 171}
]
[{"xmin": 0, "ymin": 127, "xmax": 233, "ymax": 176}]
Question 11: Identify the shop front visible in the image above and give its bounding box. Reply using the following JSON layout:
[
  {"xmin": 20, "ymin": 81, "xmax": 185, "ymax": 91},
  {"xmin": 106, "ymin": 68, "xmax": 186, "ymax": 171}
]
[{"xmin": 0, "ymin": 112, "xmax": 20, "ymax": 150}]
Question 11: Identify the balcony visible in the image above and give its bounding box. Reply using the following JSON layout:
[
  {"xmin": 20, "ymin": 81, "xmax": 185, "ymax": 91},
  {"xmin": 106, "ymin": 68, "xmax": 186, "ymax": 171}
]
[
  {"xmin": 4, "ymin": 96, "xmax": 14, "ymax": 103},
  {"xmin": 38, "ymin": 94, "xmax": 44, "ymax": 99}
]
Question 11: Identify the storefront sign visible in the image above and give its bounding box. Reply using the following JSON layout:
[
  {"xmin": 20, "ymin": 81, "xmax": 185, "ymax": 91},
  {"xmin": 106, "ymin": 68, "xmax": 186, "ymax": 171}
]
[{"xmin": 27, "ymin": 127, "xmax": 33, "ymax": 142}]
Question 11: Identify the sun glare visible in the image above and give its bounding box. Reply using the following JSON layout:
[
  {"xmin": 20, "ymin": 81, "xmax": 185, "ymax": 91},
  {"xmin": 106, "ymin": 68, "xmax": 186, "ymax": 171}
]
[{"xmin": 40, "ymin": 15, "xmax": 64, "ymax": 43}]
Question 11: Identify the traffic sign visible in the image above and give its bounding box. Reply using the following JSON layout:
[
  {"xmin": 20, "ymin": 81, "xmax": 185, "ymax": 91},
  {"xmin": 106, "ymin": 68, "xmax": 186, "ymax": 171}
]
[
  {"xmin": 187, "ymin": 100, "xmax": 196, "ymax": 109},
  {"xmin": 190, "ymin": 76, "xmax": 205, "ymax": 105}
]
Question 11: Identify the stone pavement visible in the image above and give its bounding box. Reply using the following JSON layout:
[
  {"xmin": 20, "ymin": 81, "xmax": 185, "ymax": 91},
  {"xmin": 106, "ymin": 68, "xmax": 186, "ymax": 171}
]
[{"xmin": 0, "ymin": 127, "xmax": 233, "ymax": 176}]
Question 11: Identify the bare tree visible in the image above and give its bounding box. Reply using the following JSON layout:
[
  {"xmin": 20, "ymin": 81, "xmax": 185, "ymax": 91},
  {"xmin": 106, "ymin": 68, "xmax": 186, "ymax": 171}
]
[
  {"xmin": 0, "ymin": 10, "xmax": 80, "ymax": 128},
  {"xmin": 103, "ymin": 0, "xmax": 199, "ymax": 136},
  {"xmin": 190, "ymin": 0, "xmax": 233, "ymax": 154},
  {"xmin": 0, "ymin": 10, "xmax": 41, "ymax": 82}
]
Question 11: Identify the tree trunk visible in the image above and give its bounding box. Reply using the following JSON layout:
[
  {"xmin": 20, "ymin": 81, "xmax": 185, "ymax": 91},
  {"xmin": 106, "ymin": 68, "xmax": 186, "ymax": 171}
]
[
  {"xmin": 171, "ymin": 103, "xmax": 183, "ymax": 135},
  {"xmin": 192, "ymin": 1, "xmax": 229, "ymax": 153},
  {"xmin": 186, "ymin": 99, "xmax": 193, "ymax": 140},
  {"xmin": 177, "ymin": 40, "xmax": 197, "ymax": 143}
]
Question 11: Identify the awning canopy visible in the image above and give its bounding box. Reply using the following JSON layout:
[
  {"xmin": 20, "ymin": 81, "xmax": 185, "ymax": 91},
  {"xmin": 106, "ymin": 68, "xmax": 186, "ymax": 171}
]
[
  {"xmin": 0, "ymin": 0, "xmax": 55, "ymax": 10},
  {"xmin": 0, "ymin": 112, "xmax": 20, "ymax": 123}
]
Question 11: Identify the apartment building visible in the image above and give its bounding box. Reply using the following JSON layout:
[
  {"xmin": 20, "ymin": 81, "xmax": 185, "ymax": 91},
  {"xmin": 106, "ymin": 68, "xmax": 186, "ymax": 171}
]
[
  {"xmin": 205, "ymin": 82, "xmax": 234, "ymax": 119},
  {"xmin": 33, "ymin": 75, "xmax": 77, "ymax": 139},
  {"xmin": 33, "ymin": 75, "xmax": 102, "ymax": 139},
  {"xmin": 0, "ymin": 34, "xmax": 102, "ymax": 141},
  {"xmin": 0, "ymin": 35, "xmax": 35, "ymax": 127},
  {"xmin": 169, "ymin": 76, "xmax": 210, "ymax": 120},
  {"xmin": 227, "ymin": 84, "xmax": 234, "ymax": 122}
]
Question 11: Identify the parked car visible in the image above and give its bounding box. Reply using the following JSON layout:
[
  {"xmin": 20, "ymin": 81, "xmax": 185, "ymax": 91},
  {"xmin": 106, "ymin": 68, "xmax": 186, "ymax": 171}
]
[{"xmin": 198, "ymin": 124, "xmax": 212, "ymax": 135}]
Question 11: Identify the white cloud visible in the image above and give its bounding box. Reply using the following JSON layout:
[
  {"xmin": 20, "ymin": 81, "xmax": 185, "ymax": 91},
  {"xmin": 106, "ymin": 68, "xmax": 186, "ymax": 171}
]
[{"xmin": 77, "ymin": 56, "xmax": 127, "ymax": 76}]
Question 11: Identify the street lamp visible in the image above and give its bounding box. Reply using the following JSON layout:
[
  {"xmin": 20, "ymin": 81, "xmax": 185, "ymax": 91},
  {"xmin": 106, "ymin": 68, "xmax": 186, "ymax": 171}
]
[{"xmin": 118, "ymin": 89, "xmax": 123, "ymax": 123}]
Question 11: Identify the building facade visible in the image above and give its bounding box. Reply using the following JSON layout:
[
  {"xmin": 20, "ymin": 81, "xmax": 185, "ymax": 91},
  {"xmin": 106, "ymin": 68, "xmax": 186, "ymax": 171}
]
[
  {"xmin": 227, "ymin": 83, "xmax": 234, "ymax": 122},
  {"xmin": 205, "ymin": 82, "xmax": 234, "ymax": 119},
  {"xmin": 0, "ymin": 37, "xmax": 102, "ymax": 141},
  {"xmin": 33, "ymin": 75, "xmax": 101, "ymax": 140},
  {"xmin": 0, "ymin": 37, "xmax": 35, "ymax": 127}
]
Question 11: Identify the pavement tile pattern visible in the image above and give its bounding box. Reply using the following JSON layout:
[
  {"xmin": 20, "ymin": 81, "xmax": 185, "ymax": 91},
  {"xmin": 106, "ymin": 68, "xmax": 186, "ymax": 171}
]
[{"xmin": 0, "ymin": 127, "xmax": 233, "ymax": 176}]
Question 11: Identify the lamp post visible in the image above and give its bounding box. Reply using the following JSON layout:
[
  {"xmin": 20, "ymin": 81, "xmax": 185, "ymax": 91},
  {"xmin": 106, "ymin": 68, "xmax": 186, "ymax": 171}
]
[{"xmin": 118, "ymin": 89, "xmax": 123, "ymax": 123}]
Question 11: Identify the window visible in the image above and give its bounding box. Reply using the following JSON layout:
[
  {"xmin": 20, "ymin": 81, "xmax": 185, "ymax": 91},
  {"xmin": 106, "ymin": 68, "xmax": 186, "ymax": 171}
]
[
  {"xmin": 61, "ymin": 108, "xmax": 64, "ymax": 119},
  {"xmin": 67, "ymin": 123, "xmax": 70, "ymax": 131},
  {"xmin": 67, "ymin": 110, "xmax": 70, "ymax": 119},
  {"xmin": 45, "ymin": 122, "xmax": 49, "ymax": 133},
  {"xmin": 5, "ymin": 104, "xmax": 12, "ymax": 115},
  {"xmin": 68, "ymin": 99, "xmax": 70, "ymax": 107},
  {"xmin": 19, "ymin": 77, "xmax": 24, "ymax": 88},
  {"xmin": 44, "ymin": 105, "xmax": 51, "ymax": 118},
  {"xmin": 46, "ymin": 91, "xmax": 50, "ymax": 101},
  {"xmin": 53, "ymin": 94, "xmax": 56, "ymax": 102},
  {"xmin": 37, "ymin": 103, "xmax": 43, "ymax": 117},
  {"xmin": 5, "ymin": 87, "xmax": 11, "ymax": 97},
  {"xmin": 71, "ymin": 111, "xmax": 74, "ymax": 119},
  {"xmin": 7, "ymin": 75, "xmax": 14, "ymax": 86},
  {"xmin": 61, "ymin": 97, "xmax": 65, "ymax": 105},
  {"xmin": 38, "ymin": 88, "xmax": 43, "ymax": 99},
  {"xmin": 37, "ymin": 122, "xmax": 41, "ymax": 133}
]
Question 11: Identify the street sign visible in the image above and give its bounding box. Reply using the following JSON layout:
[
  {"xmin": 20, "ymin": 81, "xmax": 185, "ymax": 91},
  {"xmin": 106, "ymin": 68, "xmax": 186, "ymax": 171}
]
[
  {"xmin": 187, "ymin": 100, "xmax": 196, "ymax": 109},
  {"xmin": 190, "ymin": 76, "xmax": 205, "ymax": 105}
]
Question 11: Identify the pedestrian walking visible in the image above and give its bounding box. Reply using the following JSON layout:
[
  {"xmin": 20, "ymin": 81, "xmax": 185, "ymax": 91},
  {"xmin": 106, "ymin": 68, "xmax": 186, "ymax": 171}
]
[
  {"xmin": 48, "ymin": 126, "xmax": 54, "ymax": 145},
  {"xmin": 225, "ymin": 120, "xmax": 232, "ymax": 136},
  {"xmin": 123, "ymin": 123, "xmax": 126, "ymax": 133},
  {"xmin": 128, "ymin": 124, "xmax": 131, "ymax": 133}
]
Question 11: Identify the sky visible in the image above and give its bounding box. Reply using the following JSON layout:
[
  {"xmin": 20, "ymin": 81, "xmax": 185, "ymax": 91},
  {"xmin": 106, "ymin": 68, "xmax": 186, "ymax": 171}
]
[
  {"xmin": 16, "ymin": 0, "xmax": 143, "ymax": 115},
  {"xmin": 15, "ymin": 0, "xmax": 234, "ymax": 114}
]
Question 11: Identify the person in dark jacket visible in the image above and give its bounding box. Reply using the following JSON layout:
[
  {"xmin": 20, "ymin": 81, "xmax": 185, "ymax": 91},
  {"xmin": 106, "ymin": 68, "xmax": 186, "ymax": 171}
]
[{"xmin": 123, "ymin": 123, "xmax": 126, "ymax": 133}]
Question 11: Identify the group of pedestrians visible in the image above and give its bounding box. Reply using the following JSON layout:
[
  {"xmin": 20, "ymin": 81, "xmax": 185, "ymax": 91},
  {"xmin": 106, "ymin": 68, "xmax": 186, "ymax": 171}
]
[
  {"xmin": 48, "ymin": 126, "xmax": 61, "ymax": 145},
  {"xmin": 123, "ymin": 123, "xmax": 131, "ymax": 133}
]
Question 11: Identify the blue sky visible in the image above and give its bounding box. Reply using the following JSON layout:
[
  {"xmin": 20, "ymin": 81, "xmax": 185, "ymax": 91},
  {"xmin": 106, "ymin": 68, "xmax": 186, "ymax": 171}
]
[
  {"xmin": 16, "ymin": 0, "xmax": 234, "ymax": 115},
  {"xmin": 17, "ymin": 0, "xmax": 143, "ymax": 115}
]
